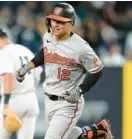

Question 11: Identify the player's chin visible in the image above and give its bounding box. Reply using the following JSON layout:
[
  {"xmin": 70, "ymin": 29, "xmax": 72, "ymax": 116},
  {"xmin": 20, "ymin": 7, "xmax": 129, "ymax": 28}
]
[
  {"xmin": 53, "ymin": 32, "xmax": 63, "ymax": 37},
  {"xmin": 52, "ymin": 30, "xmax": 62, "ymax": 36},
  {"xmin": 53, "ymin": 32, "xmax": 59, "ymax": 36}
]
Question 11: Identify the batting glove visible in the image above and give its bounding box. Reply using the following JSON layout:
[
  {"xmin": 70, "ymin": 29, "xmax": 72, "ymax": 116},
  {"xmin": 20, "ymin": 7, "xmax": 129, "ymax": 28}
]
[
  {"xmin": 16, "ymin": 65, "xmax": 29, "ymax": 82},
  {"xmin": 64, "ymin": 87, "xmax": 83, "ymax": 103}
]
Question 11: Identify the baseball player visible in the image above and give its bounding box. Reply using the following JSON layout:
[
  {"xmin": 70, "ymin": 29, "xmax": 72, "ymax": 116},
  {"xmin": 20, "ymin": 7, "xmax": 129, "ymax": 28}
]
[
  {"xmin": 0, "ymin": 46, "xmax": 15, "ymax": 139},
  {"xmin": 0, "ymin": 29, "xmax": 42, "ymax": 139},
  {"xmin": 16, "ymin": 3, "xmax": 114, "ymax": 139}
]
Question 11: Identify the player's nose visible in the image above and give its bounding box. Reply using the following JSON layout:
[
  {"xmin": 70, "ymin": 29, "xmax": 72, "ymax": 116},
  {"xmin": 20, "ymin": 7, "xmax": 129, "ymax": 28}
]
[{"xmin": 54, "ymin": 21, "xmax": 60, "ymax": 27}]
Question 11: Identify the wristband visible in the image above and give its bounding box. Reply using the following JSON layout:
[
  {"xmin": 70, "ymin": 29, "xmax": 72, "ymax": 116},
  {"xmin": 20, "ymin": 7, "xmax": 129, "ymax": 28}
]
[{"xmin": 4, "ymin": 94, "xmax": 11, "ymax": 104}]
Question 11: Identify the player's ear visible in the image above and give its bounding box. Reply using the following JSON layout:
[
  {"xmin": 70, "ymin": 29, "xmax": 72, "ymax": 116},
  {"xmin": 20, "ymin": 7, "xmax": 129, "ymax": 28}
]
[
  {"xmin": 69, "ymin": 21, "xmax": 74, "ymax": 26},
  {"xmin": 68, "ymin": 22, "xmax": 73, "ymax": 28}
]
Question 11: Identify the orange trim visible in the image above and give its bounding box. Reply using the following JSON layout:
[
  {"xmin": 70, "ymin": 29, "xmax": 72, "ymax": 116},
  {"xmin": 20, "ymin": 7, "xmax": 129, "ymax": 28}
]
[
  {"xmin": 46, "ymin": 15, "xmax": 72, "ymax": 22},
  {"xmin": 61, "ymin": 102, "xmax": 79, "ymax": 139}
]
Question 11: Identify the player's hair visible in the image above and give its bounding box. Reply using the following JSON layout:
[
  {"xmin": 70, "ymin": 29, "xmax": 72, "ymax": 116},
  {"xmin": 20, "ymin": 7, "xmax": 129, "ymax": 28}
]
[{"xmin": 0, "ymin": 29, "xmax": 8, "ymax": 38}]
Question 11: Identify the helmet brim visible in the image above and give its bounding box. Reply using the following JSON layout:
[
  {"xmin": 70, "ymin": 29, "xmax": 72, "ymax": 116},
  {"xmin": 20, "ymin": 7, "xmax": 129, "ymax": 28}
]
[{"xmin": 46, "ymin": 15, "xmax": 72, "ymax": 22}]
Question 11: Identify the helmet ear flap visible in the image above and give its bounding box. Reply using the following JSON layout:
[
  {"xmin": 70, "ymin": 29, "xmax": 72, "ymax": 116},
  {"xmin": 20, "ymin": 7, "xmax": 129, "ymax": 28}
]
[
  {"xmin": 72, "ymin": 19, "xmax": 75, "ymax": 26},
  {"xmin": 45, "ymin": 18, "xmax": 51, "ymax": 32}
]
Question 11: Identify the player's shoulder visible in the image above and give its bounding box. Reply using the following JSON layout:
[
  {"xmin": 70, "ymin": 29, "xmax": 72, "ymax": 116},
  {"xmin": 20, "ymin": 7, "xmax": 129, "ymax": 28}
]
[
  {"xmin": 16, "ymin": 44, "xmax": 34, "ymax": 55},
  {"xmin": 71, "ymin": 33, "xmax": 92, "ymax": 50},
  {"xmin": 4, "ymin": 43, "xmax": 34, "ymax": 58},
  {"xmin": 0, "ymin": 47, "xmax": 14, "ymax": 74},
  {"xmin": 43, "ymin": 32, "xmax": 52, "ymax": 41},
  {"xmin": 0, "ymin": 49, "xmax": 6, "ymax": 58},
  {"xmin": 13, "ymin": 44, "xmax": 35, "ymax": 58},
  {"xmin": 0, "ymin": 48, "xmax": 12, "ymax": 63},
  {"xmin": 72, "ymin": 34, "xmax": 88, "ymax": 45},
  {"xmin": 0, "ymin": 45, "xmax": 9, "ymax": 57}
]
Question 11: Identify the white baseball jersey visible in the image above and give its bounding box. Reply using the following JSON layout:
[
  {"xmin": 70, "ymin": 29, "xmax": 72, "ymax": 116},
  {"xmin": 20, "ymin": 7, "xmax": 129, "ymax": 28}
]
[
  {"xmin": 0, "ymin": 44, "xmax": 41, "ymax": 139},
  {"xmin": 0, "ymin": 44, "xmax": 42, "ymax": 96},
  {"xmin": 0, "ymin": 52, "xmax": 14, "ymax": 95},
  {"xmin": 0, "ymin": 51, "xmax": 14, "ymax": 137},
  {"xmin": 43, "ymin": 32, "xmax": 103, "ymax": 96}
]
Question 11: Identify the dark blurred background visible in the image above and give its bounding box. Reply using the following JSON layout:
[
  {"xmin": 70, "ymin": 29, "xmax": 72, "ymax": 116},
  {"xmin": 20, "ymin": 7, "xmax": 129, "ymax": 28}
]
[
  {"xmin": 0, "ymin": 1, "xmax": 131, "ymax": 139},
  {"xmin": 0, "ymin": 1, "xmax": 132, "ymax": 65}
]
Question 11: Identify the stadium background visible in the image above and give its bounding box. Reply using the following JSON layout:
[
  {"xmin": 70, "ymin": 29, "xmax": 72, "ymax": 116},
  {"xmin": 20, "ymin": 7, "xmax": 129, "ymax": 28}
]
[{"xmin": 0, "ymin": 1, "xmax": 132, "ymax": 139}]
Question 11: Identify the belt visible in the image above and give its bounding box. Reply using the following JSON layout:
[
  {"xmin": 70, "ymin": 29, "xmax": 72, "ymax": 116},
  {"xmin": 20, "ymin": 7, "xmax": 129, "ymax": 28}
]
[{"xmin": 45, "ymin": 93, "xmax": 65, "ymax": 101}]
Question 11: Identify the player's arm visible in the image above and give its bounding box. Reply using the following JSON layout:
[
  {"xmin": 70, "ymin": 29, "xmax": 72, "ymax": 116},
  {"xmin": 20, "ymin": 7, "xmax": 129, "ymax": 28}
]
[
  {"xmin": 0, "ymin": 54, "xmax": 14, "ymax": 107},
  {"xmin": 23, "ymin": 48, "xmax": 44, "ymax": 70},
  {"xmin": 31, "ymin": 48, "xmax": 44, "ymax": 67},
  {"xmin": 64, "ymin": 43, "xmax": 103, "ymax": 103},
  {"xmin": 3, "ymin": 72, "xmax": 14, "ymax": 107},
  {"xmin": 79, "ymin": 44, "xmax": 103, "ymax": 93},
  {"xmin": 79, "ymin": 58, "xmax": 103, "ymax": 94},
  {"xmin": 79, "ymin": 66, "xmax": 103, "ymax": 93},
  {"xmin": 16, "ymin": 48, "xmax": 44, "ymax": 82}
]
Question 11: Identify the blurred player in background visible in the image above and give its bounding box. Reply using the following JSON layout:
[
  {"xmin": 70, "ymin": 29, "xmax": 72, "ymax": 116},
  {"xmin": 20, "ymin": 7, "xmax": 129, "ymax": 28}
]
[
  {"xmin": 0, "ymin": 29, "xmax": 42, "ymax": 139},
  {"xmin": 0, "ymin": 44, "xmax": 14, "ymax": 138},
  {"xmin": 16, "ymin": 3, "xmax": 114, "ymax": 139}
]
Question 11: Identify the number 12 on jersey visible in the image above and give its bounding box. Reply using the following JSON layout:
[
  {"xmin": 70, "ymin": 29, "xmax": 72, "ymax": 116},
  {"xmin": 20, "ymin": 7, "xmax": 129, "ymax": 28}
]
[{"xmin": 57, "ymin": 68, "xmax": 70, "ymax": 80}]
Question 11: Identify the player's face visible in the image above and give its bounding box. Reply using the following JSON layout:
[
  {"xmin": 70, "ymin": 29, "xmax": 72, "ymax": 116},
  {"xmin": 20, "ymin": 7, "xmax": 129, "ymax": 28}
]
[{"xmin": 51, "ymin": 19, "xmax": 72, "ymax": 37}]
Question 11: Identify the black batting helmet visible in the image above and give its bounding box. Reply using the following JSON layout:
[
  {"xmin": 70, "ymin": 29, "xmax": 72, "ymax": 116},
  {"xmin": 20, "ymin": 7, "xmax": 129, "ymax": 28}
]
[{"xmin": 46, "ymin": 3, "xmax": 76, "ymax": 31}]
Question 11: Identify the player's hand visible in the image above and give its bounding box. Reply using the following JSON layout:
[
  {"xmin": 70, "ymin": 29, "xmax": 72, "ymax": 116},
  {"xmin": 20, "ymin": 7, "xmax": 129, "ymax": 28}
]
[
  {"xmin": 64, "ymin": 87, "xmax": 83, "ymax": 103},
  {"xmin": 15, "ymin": 65, "xmax": 29, "ymax": 82}
]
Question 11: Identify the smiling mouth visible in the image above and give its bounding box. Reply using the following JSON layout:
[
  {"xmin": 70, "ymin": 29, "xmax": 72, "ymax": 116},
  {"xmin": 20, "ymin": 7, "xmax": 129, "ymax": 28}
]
[
  {"xmin": 55, "ymin": 29, "xmax": 60, "ymax": 31},
  {"xmin": 53, "ymin": 29, "xmax": 60, "ymax": 33}
]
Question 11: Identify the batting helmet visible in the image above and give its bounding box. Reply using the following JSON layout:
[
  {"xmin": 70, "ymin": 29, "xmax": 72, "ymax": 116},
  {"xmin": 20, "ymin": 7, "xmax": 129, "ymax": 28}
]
[{"xmin": 46, "ymin": 3, "xmax": 76, "ymax": 31}]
